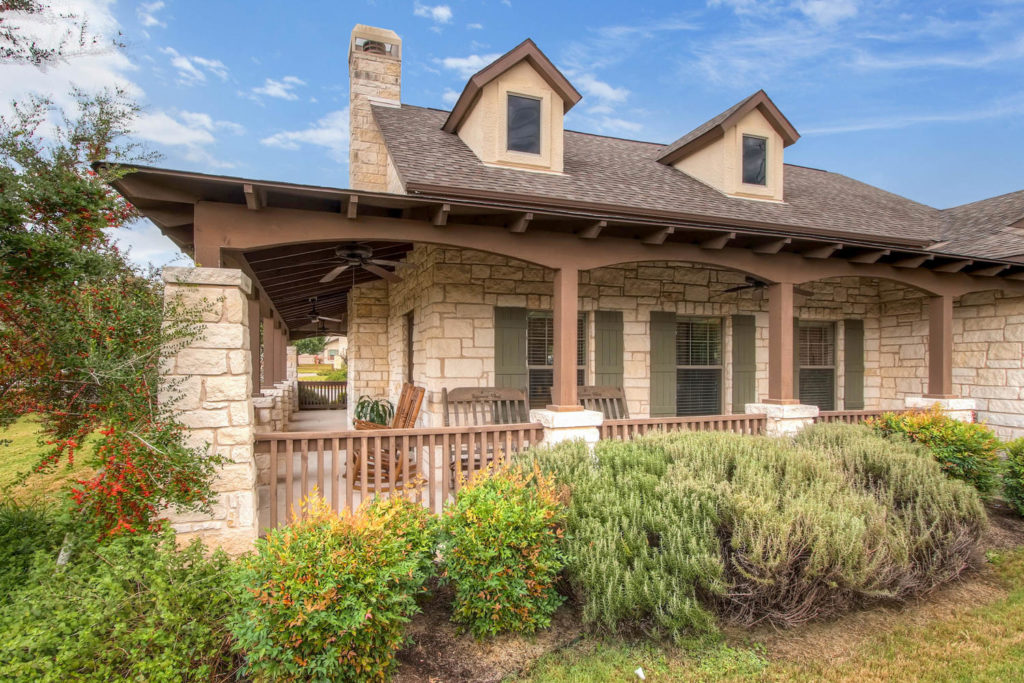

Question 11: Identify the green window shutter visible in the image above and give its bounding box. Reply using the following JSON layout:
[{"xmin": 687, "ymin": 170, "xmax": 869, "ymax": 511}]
[
  {"xmin": 494, "ymin": 307, "xmax": 527, "ymax": 391},
  {"xmin": 731, "ymin": 314, "xmax": 756, "ymax": 412},
  {"xmin": 650, "ymin": 311, "xmax": 677, "ymax": 417},
  {"xmin": 793, "ymin": 317, "xmax": 800, "ymax": 400},
  {"xmin": 844, "ymin": 319, "xmax": 865, "ymax": 410},
  {"xmin": 594, "ymin": 310, "xmax": 624, "ymax": 387}
]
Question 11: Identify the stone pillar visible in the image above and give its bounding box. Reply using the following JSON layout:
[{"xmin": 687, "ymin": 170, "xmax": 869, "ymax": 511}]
[
  {"xmin": 745, "ymin": 401, "xmax": 819, "ymax": 436},
  {"xmin": 161, "ymin": 267, "xmax": 257, "ymax": 555},
  {"xmin": 287, "ymin": 345, "xmax": 298, "ymax": 381},
  {"xmin": 529, "ymin": 408, "xmax": 603, "ymax": 449},
  {"xmin": 904, "ymin": 295, "xmax": 976, "ymax": 422}
]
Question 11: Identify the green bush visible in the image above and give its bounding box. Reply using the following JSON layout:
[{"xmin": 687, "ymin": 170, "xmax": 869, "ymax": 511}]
[
  {"xmin": 528, "ymin": 424, "xmax": 984, "ymax": 640},
  {"xmin": 869, "ymin": 407, "xmax": 1001, "ymax": 494},
  {"xmin": 1004, "ymin": 438, "xmax": 1024, "ymax": 516},
  {"xmin": 440, "ymin": 465, "xmax": 567, "ymax": 638},
  {"xmin": 0, "ymin": 503, "xmax": 64, "ymax": 601},
  {"xmin": 323, "ymin": 367, "xmax": 347, "ymax": 382},
  {"xmin": 230, "ymin": 493, "xmax": 436, "ymax": 682},
  {"xmin": 0, "ymin": 528, "xmax": 236, "ymax": 682}
]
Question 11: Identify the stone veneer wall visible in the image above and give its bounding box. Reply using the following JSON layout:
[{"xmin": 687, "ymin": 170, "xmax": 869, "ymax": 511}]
[
  {"xmin": 345, "ymin": 245, "xmax": 897, "ymax": 425},
  {"xmin": 160, "ymin": 267, "xmax": 257, "ymax": 555}
]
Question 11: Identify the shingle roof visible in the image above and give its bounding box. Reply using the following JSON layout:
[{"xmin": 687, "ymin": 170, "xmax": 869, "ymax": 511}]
[
  {"xmin": 375, "ymin": 104, "xmax": 942, "ymax": 245},
  {"xmin": 940, "ymin": 190, "xmax": 1024, "ymax": 260}
]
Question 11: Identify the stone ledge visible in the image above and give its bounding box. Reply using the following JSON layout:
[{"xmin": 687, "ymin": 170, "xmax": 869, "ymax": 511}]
[
  {"xmin": 163, "ymin": 266, "xmax": 253, "ymax": 294},
  {"xmin": 745, "ymin": 403, "xmax": 820, "ymax": 419},
  {"xmin": 905, "ymin": 396, "xmax": 977, "ymax": 411},
  {"xmin": 529, "ymin": 409, "xmax": 604, "ymax": 429}
]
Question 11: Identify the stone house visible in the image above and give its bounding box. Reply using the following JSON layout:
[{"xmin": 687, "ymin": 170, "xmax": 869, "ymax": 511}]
[{"xmin": 111, "ymin": 24, "xmax": 1024, "ymax": 551}]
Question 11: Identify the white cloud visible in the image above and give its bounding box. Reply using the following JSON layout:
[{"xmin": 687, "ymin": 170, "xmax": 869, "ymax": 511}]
[
  {"xmin": 467, "ymin": 22, "xmax": 483, "ymax": 30},
  {"xmin": 438, "ymin": 53, "xmax": 501, "ymax": 78},
  {"xmin": 133, "ymin": 109, "xmax": 242, "ymax": 168},
  {"xmin": 160, "ymin": 46, "xmax": 228, "ymax": 85},
  {"xmin": 574, "ymin": 73, "xmax": 629, "ymax": 103},
  {"xmin": 796, "ymin": 0, "xmax": 858, "ymax": 25},
  {"xmin": 137, "ymin": 1, "xmax": 166, "ymax": 28},
  {"xmin": 414, "ymin": 2, "xmax": 453, "ymax": 24},
  {"xmin": 803, "ymin": 95, "xmax": 1024, "ymax": 135},
  {"xmin": 441, "ymin": 88, "xmax": 460, "ymax": 105},
  {"xmin": 107, "ymin": 220, "xmax": 189, "ymax": 270},
  {"xmin": 261, "ymin": 109, "xmax": 350, "ymax": 161},
  {"xmin": 251, "ymin": 75, "xmax": 306, "ymax": 100}
]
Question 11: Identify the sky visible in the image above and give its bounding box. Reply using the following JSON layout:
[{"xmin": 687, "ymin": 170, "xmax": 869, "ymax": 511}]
[{"xmin": 3, "ymin": 0, "xmax": 1023, "ymax": 269}]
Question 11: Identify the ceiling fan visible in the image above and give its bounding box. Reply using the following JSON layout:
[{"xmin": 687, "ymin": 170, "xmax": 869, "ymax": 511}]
[
  {"xmin": 318, "ymin": 242, "xmax": 406, "ymax": 284},
  {"xmin": 295, "ymin": 297, "xmax": 344, "ymax": 333},
  {"xmin": 719, "ymin": 276, "xmax": 813, "ymax": 298}
]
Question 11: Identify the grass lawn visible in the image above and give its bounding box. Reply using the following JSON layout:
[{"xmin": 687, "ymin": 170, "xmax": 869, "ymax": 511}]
[
  {"xmin": 518, "ymin": 547, "xmax": 1024, "ymax": 682},
  {"xmin": 0, "ymin": 417, "xmax": 94, "ymax": 507}
]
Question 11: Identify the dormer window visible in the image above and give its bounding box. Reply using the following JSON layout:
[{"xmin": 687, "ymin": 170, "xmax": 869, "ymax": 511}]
[
  {"xmin": 742, "ymin": 135, "xmax": 766, "ymax": 186},
  {"xmin": 507, "ymin": 94, "xmax": 541, "ymax": 154}
]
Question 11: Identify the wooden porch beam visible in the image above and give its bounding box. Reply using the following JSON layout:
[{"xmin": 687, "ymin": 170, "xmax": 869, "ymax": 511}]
[
  {"xmin": 933, "ymin": 259, "xmax": 973, "ymax": 273},
  {"xmin": 802, "ymin": 243, "xmax": 843, "ymax": 259},
  {"xmin": 243, "ymin": 183, "xmax": 266, "ymax": 211},
  {"xmin": 925, "ymin": 295, "xmax": 954, "ymax": 398},
  {"xmin": 578, "ymin": 220, "xmax": 606, "ymax": 239},
  {"xmin": 508, "ymin": 212, "xmax": 533, "ymax": 233},
  {"xmin": 431, "ymin": 203, "xmax": 450, "ymax": 227},
  {"xmin": 642, "ymin": 226, "xmax": 674, "ymax": 245},
  {"xmin": 752, "ymin": 237, "xmax": 790, "ymax": 254},
  {"xmin": 972, "ymin": 264, "xmax": 1008, "ymax": 277},
  {"xmin": 346, "ymin": 195, "xmax": 359, "ymax": 220},
  {"xmin": 847, "ymin": 249, "xmax": 890, "ymax": 264},
  {"xmin": 892, "ymin": 254, "xmax": 933, "ymax": 269},
  {"xmin": 700, "ymin": 231, "xmax": 736, "ymax": 250}
]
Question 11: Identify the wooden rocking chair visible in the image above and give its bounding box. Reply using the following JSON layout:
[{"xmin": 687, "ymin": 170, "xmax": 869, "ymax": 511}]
[{"xmin": 351, "ymin": 383, "xmax": 425, "ymax": 492}]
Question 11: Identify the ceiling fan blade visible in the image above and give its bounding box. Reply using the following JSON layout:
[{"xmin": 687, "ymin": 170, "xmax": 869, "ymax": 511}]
[
  {"xmin": 721, "ymin": 284, "xmax": 755, "ymax": 294},
  {"xmin": 319, "ymin": 264, "xmax": 350, "ymax": 283},
  {"xmin": 363, "ymin": 263, "xmax": 402, "ymax": 283},
  {"xmin": 317, "ymin": 315, "xmax": 343, "ymax": 323},
  {"xmin": 367, "ymin": 259, "xmax": 406, "ymax": 267}
]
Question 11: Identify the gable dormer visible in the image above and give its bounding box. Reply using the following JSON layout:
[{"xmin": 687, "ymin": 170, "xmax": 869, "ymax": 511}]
[
  {"xmin": 442, "ymin": 39, "xmax": 581, "ymax": 173},
  {"xmin": 658, "ymin": 91, "xmax": 799, "ymax": 202}
]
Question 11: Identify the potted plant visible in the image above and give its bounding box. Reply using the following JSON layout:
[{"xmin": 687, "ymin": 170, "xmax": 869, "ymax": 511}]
[{"xmin": 354, "ymin": 395, "xmax": 394, "ymax": 426}]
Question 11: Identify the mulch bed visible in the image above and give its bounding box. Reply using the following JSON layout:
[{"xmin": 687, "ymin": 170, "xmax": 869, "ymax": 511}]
[{"xmin": 394, "ymin": 586, "xmax": 583, "ymax": 683}]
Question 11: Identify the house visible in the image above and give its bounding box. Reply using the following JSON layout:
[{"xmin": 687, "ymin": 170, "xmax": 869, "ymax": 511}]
[{"xmin": 112, "ymin": 25, "xmax": 1024, "ymax": 551}]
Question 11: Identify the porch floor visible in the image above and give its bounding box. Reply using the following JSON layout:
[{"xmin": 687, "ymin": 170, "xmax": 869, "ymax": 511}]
[{"xmin": 285, "ymin": 409, "xmax": 348, "ymax": 431}]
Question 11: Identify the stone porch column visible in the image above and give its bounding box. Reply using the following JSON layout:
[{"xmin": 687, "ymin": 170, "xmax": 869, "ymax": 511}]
[
  {"xmin": 161, "ymin": 267, "xmax": 258, "ymax": 555},
  {"xmin": 906, "ymin": 294, "xmax": 976, "ymax": 421},
  {"xmin": 746, "ymin": 281, "xmax": 819, "ymax": 434}
]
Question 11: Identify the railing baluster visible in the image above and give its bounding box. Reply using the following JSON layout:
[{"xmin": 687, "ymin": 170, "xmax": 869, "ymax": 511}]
[
  {"xmin": 284, "ymin": 439, "xmax": 294, "ymax": 523},
  {"xmin": 331, "ymin": 437, "xmax": 340, "ymax": 513},
  {"xmin": 316, "ymin": 437, "xmax": 325, "ymax": 496},
  {"xmin": 345, "ymin": 436, "xmax": 354, "ymax": 512},
  {"xmin": 269, "ymin": 440, "xmax": 278, "ymax": 529}
]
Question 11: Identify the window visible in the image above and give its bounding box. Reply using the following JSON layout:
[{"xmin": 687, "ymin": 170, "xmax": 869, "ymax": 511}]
[
  {"xmin": 507, "ymin": 94, "xmax": 541, "ymax": 154},
  {"xmin": 799, "ymin": 321, "xmax": 835, "ymax": 410},
  {"xmin": 676, "ymin": 318, "xmax": 722, "ymax": 416},
  {"xmin": 526, "ymin": 311, "xmax": 586, "ymax": 409},
  {"xmin": 742, "ymin": 135, "xmax": 766, "ymax": 185}
]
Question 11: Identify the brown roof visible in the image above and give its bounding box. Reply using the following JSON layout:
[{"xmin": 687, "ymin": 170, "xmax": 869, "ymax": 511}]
[
  {"xmin": 656, "ymin": 90, "xmax": 800, "ymax": 165},
  {"xmin": 940, "ymin": 190, "xmax": 1024, "ymax": 260},
  {"xmin": 442, "ymin": 39, "xmax": 582, "ymax": 134},
  {"xmin": 375, "ymin": 103, "xmax": 942, "ymax": 246}
]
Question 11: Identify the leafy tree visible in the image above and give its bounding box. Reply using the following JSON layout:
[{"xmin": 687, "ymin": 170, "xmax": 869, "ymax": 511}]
[
  {"xmin": 0, "ymin": 0, "xmax": 121, "ymax": 66},
  {"xmin": 294, "ymin": 335, "xmax": 326, "ymax": 355},
  {"xmin": 0, "ymin": 88, "xmax": 221, "ymax": 536}
]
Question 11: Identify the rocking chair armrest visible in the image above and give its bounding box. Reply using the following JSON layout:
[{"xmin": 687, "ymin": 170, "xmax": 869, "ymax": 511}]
[{"xmin": 354, "ymin": 419, "xmax": 390, "ymax": 431}]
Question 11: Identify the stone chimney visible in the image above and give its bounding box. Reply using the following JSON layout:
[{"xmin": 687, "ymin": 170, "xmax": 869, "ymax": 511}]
[{"xmin": 348, "ymin": 24, "xmax": 401, "ymax": 192}]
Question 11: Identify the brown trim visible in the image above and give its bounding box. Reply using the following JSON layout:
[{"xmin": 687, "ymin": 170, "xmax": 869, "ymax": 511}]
[
  {"xmin": 441, "ymin": 39, "xmax": 582, "ymax": 134},
  {"xmin": 657, "ymin": 90, "xmax": 801, "ymax": 166},
  {"xmin": 926, "ymin": 295, "xmax": 953, "ymax": 398}
]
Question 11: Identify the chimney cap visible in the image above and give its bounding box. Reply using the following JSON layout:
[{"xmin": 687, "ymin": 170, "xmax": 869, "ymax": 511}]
[{"xmin": 350, "ymin": 24, "xmax": 402, "ymax": 61}]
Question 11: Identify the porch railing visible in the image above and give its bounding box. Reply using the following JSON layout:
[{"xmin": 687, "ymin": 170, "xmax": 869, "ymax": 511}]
[
  {"xmin": 600, "ymin": 413, "xmax": 766, "ymax": 440},
  {"xmin": 813, "ymin": 409, "xmax": 885, "ymax": 425},
  {"xmin": 256, "ymin": 422, "xmax": 543, "ymax": 529},
  {"xmin": 297, "ymin": 381, "xmax": 347, "ymax": 410}
]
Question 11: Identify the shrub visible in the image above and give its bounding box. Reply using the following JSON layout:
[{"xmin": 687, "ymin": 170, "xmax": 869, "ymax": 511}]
[
  {"xmin": 440, "ymin": 464, "xmax": 567, "ymax": 638},
  {"xmin": 0, "ymin": 528, "xmax": 236, "ymax": 682},
  {"xmin": 869, "ymin": 407, "xmax": 1001, "ymax": 494},
  {"xmin": 323, "ymin": 367, "xmax": 347, "ymax": 382},
  {"xmin": 1004, "ymin": 438, "xmax": 1024, "ymax": 516},
  {"xmin": 354, "ymin": 395, "xmax": 394, "ymax": 426},
  {"xmin": 0, "ymin": 503, "xmax": 64, "ymax": 601},
  {"xmin": 230, "ymin": 493, "xmax": 436, "ymax": 682},
  {"xmin": 529, "ymin": 424, "xmax": 985, "ymax": 639}
]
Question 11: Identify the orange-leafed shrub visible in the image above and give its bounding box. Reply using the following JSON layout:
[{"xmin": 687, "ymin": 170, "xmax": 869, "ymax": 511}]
[
  {"xmin": 440, "ymin": 465, "xmax": 567, "ymax": 638},
  {"xmin": 230, "ymin": 492, "xmax": 437, "ymax": 682}
]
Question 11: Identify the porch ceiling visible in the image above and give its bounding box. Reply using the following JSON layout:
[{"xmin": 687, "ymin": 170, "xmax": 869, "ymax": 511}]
[{"xmin": 245, "ymin": 240, "xmax": 413, "ymax": 336}]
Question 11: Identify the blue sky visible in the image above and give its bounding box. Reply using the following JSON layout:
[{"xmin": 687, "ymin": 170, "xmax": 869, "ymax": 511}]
[{"xmin": 4, "ymin": 0, "xmax": 1023, "ymax": 267}]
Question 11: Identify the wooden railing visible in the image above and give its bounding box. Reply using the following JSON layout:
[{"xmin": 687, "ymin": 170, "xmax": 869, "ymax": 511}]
[
  {"xmin": 813, "ymin": 410, "xmax": 885, "ymax": 425},
  {"xmin": 256, "ymin": 422, "xmax": 544, "ymax": 529},
  {"xmin": 297, "ymin": 381, "xmax": 347, "ymax": 410},
  {"xmin": 600, "ymin": 413, "xmax": 766, "ymax": 440}
]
